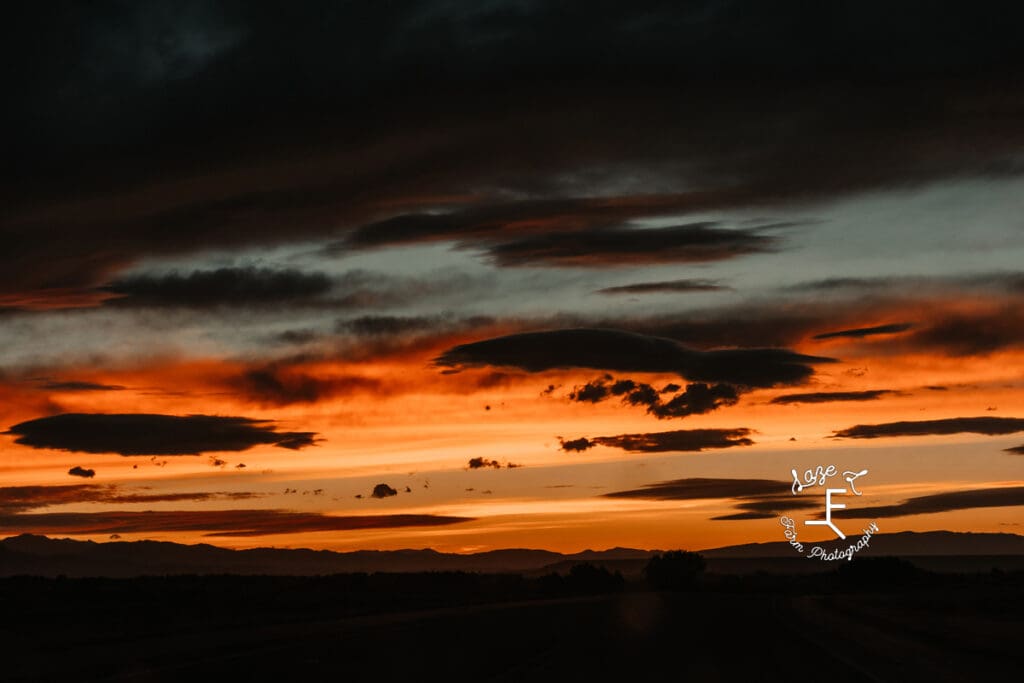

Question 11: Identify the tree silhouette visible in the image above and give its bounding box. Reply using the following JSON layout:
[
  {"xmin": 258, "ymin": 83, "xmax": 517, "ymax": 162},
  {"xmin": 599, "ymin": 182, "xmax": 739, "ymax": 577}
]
[{"xmin": 643, "ymin": 551, "xmax": 706, "ymax": 590}]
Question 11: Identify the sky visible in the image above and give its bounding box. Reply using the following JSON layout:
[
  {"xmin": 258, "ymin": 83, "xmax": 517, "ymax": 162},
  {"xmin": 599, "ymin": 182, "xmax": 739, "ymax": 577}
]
[{"xmin": 2, "ymin": 1, "xmax": 1023, "ymax": 553}]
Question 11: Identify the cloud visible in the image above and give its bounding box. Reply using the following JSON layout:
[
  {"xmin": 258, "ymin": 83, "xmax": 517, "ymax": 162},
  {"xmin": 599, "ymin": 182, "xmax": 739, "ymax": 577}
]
[
  {"xmin": 603, "ymin": 476, "xmax": 821, "ymax": 520},
  {"xmin": 604, "ymin": 478, "xmax": 789, "ymax": 500},
  {"xmin": 479, "ymin": 223, "xmax": 780, "ymax": 267},
  {"xmin": 902, "ymin": 305, "xmax": 1024, "ymax": 356},
  {"xmin": 466, "ymin": 457, "xmax": 519, "ymax": 470},
  {"xmin": 101, "ymin": 267, "xmax": 333, "ymax": 308},
  {"xmin": 6, "ymin": 0, "xmax": 1024, "ymax": 309},
  {"xmin": 0, "ymin": 484, "xmax": 261, "ymax": 514},
  {"xmin": 67, "ymin": 466, "xmax": 95, "ymax": 479},
  {"xmin": 771, "ymin": 390, "xmax": 895, "ymax": 405},
  {"xmin": 228, "ymin": 364, "xmax": 382, "ymax": 406},
  {"xmin": 436, "ymin": 328, "xmax": 834, "ymax": 388},
  {"xmin": 468, "ymin": 458, "xmax": 501, "ymax": 470},
  {"xmin": 559, "ymin": 437, "xmax": 593, "ymax": 452},
  {"xmin": 813, "ymin": 323, "xmax": 915, "ymax": 340},
  {"xmin": 337, "ymin": 314, "xmax": 495, "ymax": 338},
  {"xmin": 37, "ymin": 380, "xmax": 126, "ymax": 392},
  {"xmin": 1005, "ymin": 445, "xmax": 1024, "ymax": 455},
  {"xmin": 649, "ymin": 383, "xmax": 740, "ymax": 418},
  {"xmin": 832, "ymin": 416, "xmax": 1024, "ymax": 439},
  {"xmin": 710, "ymin": 497, "xmax": 822, "ymax": 520},
  {"xmin": 0, "ymin": 509, "xmax": 473, "ymax": 537},
  {"xmin": 339, "ymin": 315, "xmax": 441, "ymax": 336},
  {"xmin": 559, "ymin": 428, "xmax": 754, "ymax": 454},
  {"xmin": 6, "ymin": 413, "xmax": 319, "ymax": 455},
  {"xmin": 371, "ymin": 484, "xmax": 398, "ymax": 499},
  {"xmin": 595, "ymin": 279, "xmax": 727, "ymax": 295},
  {"xmin": 569, "ymin": 375, "xmax": 741, "ymax": 418},
  {"xmin": 847, "ymin": 486, "xmax": 1024, "ymax": 518}
]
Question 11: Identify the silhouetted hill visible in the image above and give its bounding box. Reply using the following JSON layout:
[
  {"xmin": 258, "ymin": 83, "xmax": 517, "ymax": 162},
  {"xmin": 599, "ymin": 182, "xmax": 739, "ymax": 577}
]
[
  {"xmin": 0, "ymin": 534, "xmax": 655, "ymax": 577},
  {"xmin": 701, "ymin": 530, "xmax": 1024, "ymax": 558},
  {"xmin": 1, "ymin": 531, "xmax": 1021, "ymax": 577}
]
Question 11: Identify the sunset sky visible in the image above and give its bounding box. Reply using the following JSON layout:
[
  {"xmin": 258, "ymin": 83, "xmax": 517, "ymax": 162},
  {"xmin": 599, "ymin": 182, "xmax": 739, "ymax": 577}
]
[{"xmin": 2, "ymin": 2, "xmax": 1023, "ymax": 553}]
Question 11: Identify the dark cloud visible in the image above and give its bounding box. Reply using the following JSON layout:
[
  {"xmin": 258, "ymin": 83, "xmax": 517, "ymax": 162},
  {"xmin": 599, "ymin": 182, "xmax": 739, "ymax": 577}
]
[
  {"xmin": 813, "ymin": 323, "xmax": 915, "ymax": 340},
  {"xmin": 339, "ymin": 315, "xmax": 440, "ymax": 336},
  {"xmin": 902, "ymin": 305, "xmax": 1024, "ymax": 356},
  {"xmin": 569, "ymin": 376, "xmax": 740, "ymax": 418},
  {"xmin": 835, "ymin": 413, "xmax": 1024, "ymax": 440},
  {"xmin": 480, "ymin": 223, "xmax": 779, "ymax": 267},
  {"xmin": 587, "ymin": 306, "xmax": 846, "ymax": 349},
  {"xmin": 337, "ymin": 314, "xmax": 495, "ymax": 338},
  {"xmin": 710, "ymin": 497, "xmax": 822, "ymax": 520},
  {"xmin": 0, "ymin": 509, "xmax": 472, "ymax": 537},
  {"xmin": 6, "ymin": 413, "xmax": 318, "ymax": 455},
  {"xmin": 340, "ymin": 197, "xmax": 676, "ymax": 249},
  {"xmin": 37, "ymin": 380, "xmax": 125, "ymax": 392},
  {"xmin": 596, "ymin": 279, "xmax": 727, "ymax": 295},
  {"xmin": 603, "ymin": 476, "xmax": 821, "ymax": 520},
  {"xmin": 569, "ymin": 380, "xmax": 611, "ymax": 403},
  {"xmin": 101, "ymin": 267, "xmax": 333, "ymax": 308},
  {"xmin": 559, "ymin": 437, "xmax": 593, "ymax": 453},
  {"xmin": 67, "ymin": 466, "xmax": 95, "ymax": 479},
  {"xmin": 847, "ymin": 486, "xmax": 1024, "ymax": 518},
  {"xmin": 228, "ymin": 364, "xmax": 382, "ymax": 406},
  {"xmin": 771, "ymin": 390, "xmax": 895, "ymax": 405},
  {"xmin": 832, "ymin": 416, "xmax": 1024, "ymax": 440},
  {"xmin": 466, "ymin": 457, "xmax": 519, "ymax": 470},
  {"xmin": 0, "ymin": 484, "xmax": 261, "ymax": 514},
  {"xmin": 371, "ymin": 484, "xmax": 398, "ymax": 499},
  {"xmin": 274, "ymin": 329, "xmax": 321, "ymax": 345},
  {"xmin": 4, "ymin": 0, "xmax": 1024, "ymax": 309},
  {"xmin": 1005, "ymin": 445, "xmax": 1024, "ymax": 455},
  {"xmin": 650, "ymin": 383, "xmax": 740, "ymax": 418},
  {"xmin": 436, "ymin": 329, "xmax": 833, "ymax": 388},
  {"xmin": 559, "ymin": 428, "xmax": 753, "ymax": 454},
  {"xmin": 786, "ymin": 277, "xmax": 888, "ymax": 292},
  {"xmin": 468, "ymin": 458, "xmax": 501, "ymax": 470},
  {"xmin": 604, "ymin": 478, "xmax": 789, "ymax": 500}
]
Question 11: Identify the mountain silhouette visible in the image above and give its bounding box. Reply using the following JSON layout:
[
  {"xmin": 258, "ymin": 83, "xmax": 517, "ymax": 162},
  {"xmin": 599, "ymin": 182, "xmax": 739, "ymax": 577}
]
[{"xmin": 1, "ymin": 531, "xmax": 1021, "ymax": 577}]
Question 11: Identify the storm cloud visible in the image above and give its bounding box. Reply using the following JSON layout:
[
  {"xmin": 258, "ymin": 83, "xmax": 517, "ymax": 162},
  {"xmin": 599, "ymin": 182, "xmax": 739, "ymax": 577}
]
[{"xmin": 6, "ymin": 413, "xmax": 319, "ymax": 455}]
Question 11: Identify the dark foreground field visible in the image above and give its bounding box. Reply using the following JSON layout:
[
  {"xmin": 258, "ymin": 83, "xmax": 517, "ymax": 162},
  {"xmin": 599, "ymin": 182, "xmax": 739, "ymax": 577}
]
[{"xmin": 2, "ymin": 567, "xmax": 1020, "ymax": 682}]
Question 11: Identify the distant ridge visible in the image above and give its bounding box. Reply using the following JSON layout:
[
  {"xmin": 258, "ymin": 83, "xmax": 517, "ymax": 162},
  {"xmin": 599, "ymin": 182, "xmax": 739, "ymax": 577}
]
[
  {"xmin": 1, "ymin": 531, "xmax": 1021, "ymax": 577},
  {"xmin": 700, "ymin": 530, "xmax": 1024, "ymax": 558},
  {"xmin": 0, "ymin": 534, "xmax": 653, "ymax": 578}
]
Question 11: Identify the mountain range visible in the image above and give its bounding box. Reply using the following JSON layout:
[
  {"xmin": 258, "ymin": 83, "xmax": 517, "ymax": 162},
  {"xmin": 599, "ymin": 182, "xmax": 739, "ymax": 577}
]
[{"xmin": 1, "ymin": 530, "xmax": 1022, "ymax": 577}]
